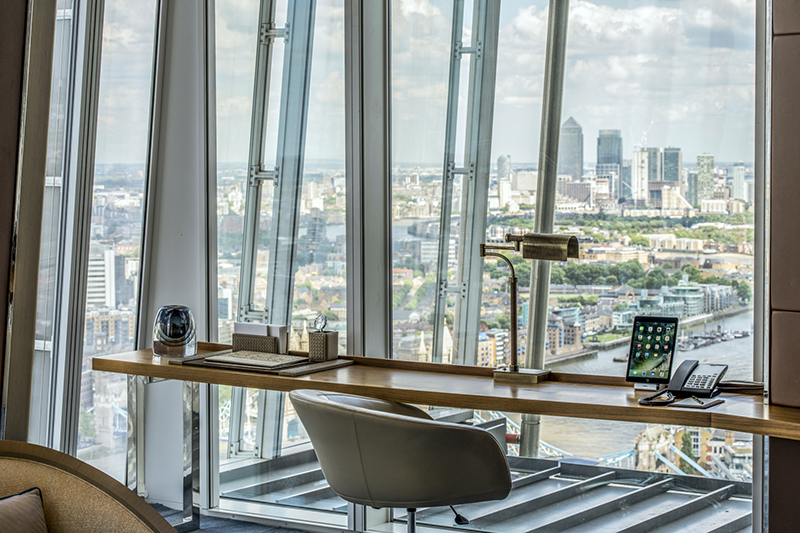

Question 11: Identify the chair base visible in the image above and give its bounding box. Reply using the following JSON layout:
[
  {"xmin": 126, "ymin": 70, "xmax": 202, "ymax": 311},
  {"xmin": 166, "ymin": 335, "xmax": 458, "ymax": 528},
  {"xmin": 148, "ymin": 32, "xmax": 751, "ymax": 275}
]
[{"xmin": 407, "ymin": 508, "xmax": 416, "ymax": 533}]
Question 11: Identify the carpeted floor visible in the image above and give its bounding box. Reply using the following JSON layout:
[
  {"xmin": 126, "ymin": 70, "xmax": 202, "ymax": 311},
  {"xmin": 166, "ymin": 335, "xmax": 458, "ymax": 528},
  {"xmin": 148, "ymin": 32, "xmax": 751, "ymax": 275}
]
[{"xmin": 151, "ymin": 503, "xmax": 307, "ymax": 532}]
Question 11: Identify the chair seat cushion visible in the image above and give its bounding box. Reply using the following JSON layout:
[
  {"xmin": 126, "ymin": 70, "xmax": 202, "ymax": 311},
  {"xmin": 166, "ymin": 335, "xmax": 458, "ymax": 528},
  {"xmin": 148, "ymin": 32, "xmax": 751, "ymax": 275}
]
[{"xmin": 0, "ymin": 487, "xmax": 48, "ymax": 532}]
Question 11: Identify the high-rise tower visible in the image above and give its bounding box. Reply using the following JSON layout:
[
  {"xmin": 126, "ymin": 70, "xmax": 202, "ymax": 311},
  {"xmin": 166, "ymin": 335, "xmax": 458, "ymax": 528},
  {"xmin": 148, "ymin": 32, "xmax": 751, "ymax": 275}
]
[
  {"xmin": 558, "ymin": 117, "xmax": 583, "ymax": 181},
  {"xmin": 597, "ymin": 130, "xmax": 622, "ymax": 169},
  {"xmin": 662, "ymin": 147, "xmax": 682, "ymax": 182},
  {"xmin": 497, "ymin": 155, "xmax": 511, "ymax": 182},
  {"xmin": 646, "ymin": 147, "xmax": 662, "ymax": 182},
  {"xmin": 732, "ymin": 161, "xmax": 746, "ymax": 200},
  {"xmin": 697, "ymin": 154, "xmax": 715, "ymax": 203}
]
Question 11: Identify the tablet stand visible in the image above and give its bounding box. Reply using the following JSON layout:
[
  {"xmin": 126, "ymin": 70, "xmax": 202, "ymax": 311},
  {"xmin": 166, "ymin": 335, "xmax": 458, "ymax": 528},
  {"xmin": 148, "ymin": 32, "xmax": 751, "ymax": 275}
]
[{"xmin": 634, "ymin": 383, "xmax": 660, "ymax": 392}]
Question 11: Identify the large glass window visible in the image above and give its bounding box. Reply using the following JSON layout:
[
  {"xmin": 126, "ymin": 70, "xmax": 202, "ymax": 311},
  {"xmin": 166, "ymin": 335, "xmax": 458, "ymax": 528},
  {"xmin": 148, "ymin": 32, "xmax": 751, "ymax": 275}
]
[
  {"xmin": 76, "ymin": 0, "xmax": 158, "ymax": 480},
  {"xmin": 384, "ymin": 1, "xmax": 758, "ymax": 531},
  {"xmin": 30, "ymin": 0, "xmax": 76, "ymax": 445},
  {"xmin": 214, "ymin": 0, "xmax": 346, "ymax": 524},
  {"xmin": 540, "ymin": 0, "xmax": 755, "ymax": 383}
]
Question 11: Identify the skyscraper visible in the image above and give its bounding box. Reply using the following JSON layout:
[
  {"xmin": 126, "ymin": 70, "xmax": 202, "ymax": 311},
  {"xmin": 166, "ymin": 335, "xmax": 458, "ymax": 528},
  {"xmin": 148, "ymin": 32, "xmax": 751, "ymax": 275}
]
[
  {"xmin": 597, "ymin": 130, "xmax": 622, "ymax": 169},
  {"xmin": 662, "ymin": 147, "xmax": 682, "ymax": 182},
  {"xmin": 732, "ymin": 161, "xmax": 746, "ymax": 200},
  {"xmin": 697, "ymin": 153, "xmax": 715, "ymax": 203},
  {"xmin": 621, "ymin": 159, "xmax": 632, "ymax": 201},
  {"xmin": 497, "ymin": 155, "xmax": 511, "ymax": 182},
  {"xmin": 646, "ymin": 147, "xmax": 662, "ymax": 182},
  {"xmin": 632, "ymin": 149, "xmax": 649, "ymax": 202},
  {"xmin": 597, "ymin": 130, "xmax": 622, "ymax": 200},
  {"xmin": 558, "ymin": 116, "xmax": 583, "ymax": 181},
  {"xmin": 688, "ymin": 170, "xmax": 699, "ymax": 206}
]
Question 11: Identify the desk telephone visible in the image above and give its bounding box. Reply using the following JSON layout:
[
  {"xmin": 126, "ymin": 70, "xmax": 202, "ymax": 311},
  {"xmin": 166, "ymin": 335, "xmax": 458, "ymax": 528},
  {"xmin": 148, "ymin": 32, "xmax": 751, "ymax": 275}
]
[{"xmin": 639, "ymin": 360, "xmax": 728, "ymax": 406}]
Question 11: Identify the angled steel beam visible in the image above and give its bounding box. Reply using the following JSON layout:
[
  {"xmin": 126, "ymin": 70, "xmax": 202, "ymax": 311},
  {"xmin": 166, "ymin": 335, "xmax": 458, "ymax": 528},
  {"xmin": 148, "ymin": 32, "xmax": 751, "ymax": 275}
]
[
  {"xmin": 616, "ymin": 484, "xmax": 735, "ymax": 533},
  {"xmin": 238, "ymin": 0, "xmax": 280, "ymax": 323},
  {"xmin": 469, "ymin": 471, "xmax": 616, "ymax": 525},
  {"xmin": 263, "ymin": 0, "xmax": 317, "ymax": 326},
  {"xmin": 526, "ymin": 478, "xmax": 673, "ymax": 533},
  {"xmin": 432, "ymin": 0, "xmax": 501, "ymax": 365}
]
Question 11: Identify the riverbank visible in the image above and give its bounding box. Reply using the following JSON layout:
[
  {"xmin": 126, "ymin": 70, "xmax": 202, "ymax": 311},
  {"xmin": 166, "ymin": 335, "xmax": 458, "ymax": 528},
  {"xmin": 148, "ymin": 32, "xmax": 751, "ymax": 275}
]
[
  {"xmin": 584, "ymin": 305, "xmax": 753, "ymax": 352},
  {"xmin": 544, "ymin": 349, "xmax": 598, "ymax": 369}
]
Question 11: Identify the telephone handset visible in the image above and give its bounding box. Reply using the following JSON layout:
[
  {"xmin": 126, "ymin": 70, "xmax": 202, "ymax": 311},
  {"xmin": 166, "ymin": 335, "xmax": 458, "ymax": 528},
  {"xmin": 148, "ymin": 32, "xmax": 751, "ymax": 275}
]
[{"xmin": 639, "ymin": 360, "xmax": 728, "ymax": 406}]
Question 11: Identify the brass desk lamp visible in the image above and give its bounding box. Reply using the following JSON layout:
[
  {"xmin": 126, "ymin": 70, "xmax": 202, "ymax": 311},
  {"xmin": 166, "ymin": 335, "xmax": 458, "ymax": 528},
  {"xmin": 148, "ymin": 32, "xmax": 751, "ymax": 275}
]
[{"xmin": 480, "ymin": 233, "xmax": 579, "ymax": 383}]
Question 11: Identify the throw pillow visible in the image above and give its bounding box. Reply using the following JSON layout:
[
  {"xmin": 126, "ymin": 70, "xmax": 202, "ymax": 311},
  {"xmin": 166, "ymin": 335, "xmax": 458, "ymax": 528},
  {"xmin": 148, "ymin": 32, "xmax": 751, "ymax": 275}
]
[{"xmin": 0, "ymin": 487, "xmax": 48, "ymax": 532}]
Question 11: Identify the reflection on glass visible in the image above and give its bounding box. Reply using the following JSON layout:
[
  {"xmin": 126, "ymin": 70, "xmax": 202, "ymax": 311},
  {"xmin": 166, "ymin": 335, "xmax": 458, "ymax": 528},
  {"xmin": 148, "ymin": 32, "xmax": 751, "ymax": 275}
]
[
  {"xmin": 539, "ymin": 0, "xmax": 755, "ymax": 381},
  {"xmin": 390, "ymin": 0, "xmax": 454, "ymax": 362},
  {"xmin": 76, "ymin": 0, "xmax": 157, "ymax": 481},
  {"xmin": 215, "ymin": 0, "xmax": 346, "ymax": 519},
  {"xmin": 30, "ymin": 0, "xmax": 75, "ymax": 445}
]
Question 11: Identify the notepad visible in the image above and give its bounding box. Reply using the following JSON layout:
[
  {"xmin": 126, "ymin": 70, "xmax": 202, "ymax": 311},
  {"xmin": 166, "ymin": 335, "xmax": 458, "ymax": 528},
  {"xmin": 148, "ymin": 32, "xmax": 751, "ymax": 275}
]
[{"xmin": 205, "ymin": 351, "xmax": 307, "ymax": 368}]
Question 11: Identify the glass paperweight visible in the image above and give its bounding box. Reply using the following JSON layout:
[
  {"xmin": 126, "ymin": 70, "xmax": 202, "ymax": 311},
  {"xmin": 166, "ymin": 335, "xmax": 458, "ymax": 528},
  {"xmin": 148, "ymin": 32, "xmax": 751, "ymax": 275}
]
[{"xmin": 153, "ymin": 305, "xmax": 197, "ymax": 357}]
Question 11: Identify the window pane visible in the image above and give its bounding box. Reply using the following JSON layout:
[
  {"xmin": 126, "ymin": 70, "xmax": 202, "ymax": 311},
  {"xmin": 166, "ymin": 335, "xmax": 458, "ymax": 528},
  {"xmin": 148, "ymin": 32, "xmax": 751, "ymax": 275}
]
[
  {"xmin": 390, "ymin": 0, "xmax": 454, "ymax": 360},
  {"xmin": 391, "ymin": 0, "xmax": 548, "ymax": 366},
  {"xmin": 545, "ymin": 0, "xmax": 755, "ymax": 380},
  {"xmin": 77, "ymin": 0, "xmax": 157, "ymax": 481},
  {"xmin": 30, "ymin": 1, "xmax": 75, "ymax": 444},
  {"xmin": 215, "ymin": 0, "xmax": 347, "ymax": 524}
]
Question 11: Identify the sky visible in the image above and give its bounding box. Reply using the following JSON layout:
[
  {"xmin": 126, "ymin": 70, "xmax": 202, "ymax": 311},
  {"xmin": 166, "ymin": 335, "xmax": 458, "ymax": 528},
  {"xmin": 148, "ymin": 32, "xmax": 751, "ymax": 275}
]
[{"xmin": 93, "ymin": 0, "xmax": 756, "ymax": 167}]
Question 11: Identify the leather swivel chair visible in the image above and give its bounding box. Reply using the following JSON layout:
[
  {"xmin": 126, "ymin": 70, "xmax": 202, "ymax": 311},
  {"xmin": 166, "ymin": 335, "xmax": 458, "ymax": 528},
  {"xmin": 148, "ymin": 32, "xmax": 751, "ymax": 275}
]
[{"xmin": 289, "ymin": 389, "xmax": 511, "ymax": 532}]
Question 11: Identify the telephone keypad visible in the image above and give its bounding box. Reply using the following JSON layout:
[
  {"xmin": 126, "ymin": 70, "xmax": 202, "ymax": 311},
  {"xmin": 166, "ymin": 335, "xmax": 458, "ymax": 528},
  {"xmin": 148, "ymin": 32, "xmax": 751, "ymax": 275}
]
[{"xmin": 686, "ymin": 374, "xmax": 713, "ymax": 389}]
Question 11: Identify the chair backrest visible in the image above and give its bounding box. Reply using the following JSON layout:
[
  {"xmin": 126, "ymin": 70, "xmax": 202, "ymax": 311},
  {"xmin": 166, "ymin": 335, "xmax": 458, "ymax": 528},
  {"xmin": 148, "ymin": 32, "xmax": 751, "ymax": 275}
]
[
  {"xmin": 289, "ymin": 389, "xmax": 511, "ymax": 509},
  {"xmin": 0, "ymin": 440, "xmax": 175, "ymax": 533}
]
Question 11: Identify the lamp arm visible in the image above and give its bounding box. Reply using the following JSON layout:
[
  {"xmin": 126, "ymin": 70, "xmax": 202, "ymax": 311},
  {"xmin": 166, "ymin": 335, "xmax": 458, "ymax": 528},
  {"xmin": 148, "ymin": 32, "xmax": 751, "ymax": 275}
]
[{"xmin": 481, "ymin": 251, "xmax": 516, "ymax": 279}]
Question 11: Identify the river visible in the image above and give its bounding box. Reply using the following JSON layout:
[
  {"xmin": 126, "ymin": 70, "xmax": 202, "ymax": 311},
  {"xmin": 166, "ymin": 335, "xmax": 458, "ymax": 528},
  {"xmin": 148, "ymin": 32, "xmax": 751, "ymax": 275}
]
[
  {"xmin": 336, "ymin": 219, "xmax": 756, "ymax": 457},
  {"xmin": 531, "ymin": 311, "xmax": 756, "ymax": 458}
]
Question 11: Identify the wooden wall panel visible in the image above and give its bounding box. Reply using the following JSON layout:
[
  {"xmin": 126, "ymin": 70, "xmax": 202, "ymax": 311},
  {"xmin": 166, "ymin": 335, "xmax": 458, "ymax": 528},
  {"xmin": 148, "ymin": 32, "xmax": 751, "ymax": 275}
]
[
  {"xmin": 773, "ymin": 0, "xmax": 800, "ymax": 36},
  {"xmin": 0, "ymin": 0, "xmax": 28, "ymax": 411},
  {"xmin": 770, "ymin": 35, "xmax": 800, "ymax": 312},
  {"xmin": 770, "ymin": 312, "xmax": 800, "ymax": 408}
]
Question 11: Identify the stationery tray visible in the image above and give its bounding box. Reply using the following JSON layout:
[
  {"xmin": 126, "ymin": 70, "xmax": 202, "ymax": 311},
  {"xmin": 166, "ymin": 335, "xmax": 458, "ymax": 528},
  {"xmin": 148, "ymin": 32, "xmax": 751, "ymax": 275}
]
[{"xmin": 169, "ymin": 348, "xmax": 353, "ymax": 376}]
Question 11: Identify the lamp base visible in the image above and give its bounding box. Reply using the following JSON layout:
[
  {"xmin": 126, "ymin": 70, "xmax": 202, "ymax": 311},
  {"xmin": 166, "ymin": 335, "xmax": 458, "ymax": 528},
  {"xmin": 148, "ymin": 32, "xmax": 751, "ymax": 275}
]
[{"xmin": 493, "ymin": 368, "xmax": 551, "ymax": 384}]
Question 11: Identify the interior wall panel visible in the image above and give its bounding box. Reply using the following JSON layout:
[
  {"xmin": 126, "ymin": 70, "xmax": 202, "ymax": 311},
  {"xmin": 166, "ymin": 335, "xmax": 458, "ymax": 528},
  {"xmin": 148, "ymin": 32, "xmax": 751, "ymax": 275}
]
[
  {"xmin": 773, "ymin": 0, "xmax": 800, "ymax": 36},
  {"xmin": 0, "ymin": 0, "xmax": 28, "ymax": 410},
  {"xmin": 770, "ymin": 34, "xmax": 800, "ymax": 312}
]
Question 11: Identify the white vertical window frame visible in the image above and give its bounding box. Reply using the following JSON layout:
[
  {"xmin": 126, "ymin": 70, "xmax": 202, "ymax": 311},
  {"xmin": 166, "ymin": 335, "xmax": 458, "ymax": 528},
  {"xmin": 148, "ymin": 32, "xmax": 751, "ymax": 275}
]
[
  {"xmin": 53, "ymin": 0, "xmax": 106, "ymax": 455},
  {"xmin": 345, "ymin": 0, "xmax": 392, "ymax": 359},
  {"xmin": 753, "ymin": 0, "xmax": 771, "ymax": 531},
  {"xmin": 30, "ymin": 4, "xmax": 78, "ymax": 447}
]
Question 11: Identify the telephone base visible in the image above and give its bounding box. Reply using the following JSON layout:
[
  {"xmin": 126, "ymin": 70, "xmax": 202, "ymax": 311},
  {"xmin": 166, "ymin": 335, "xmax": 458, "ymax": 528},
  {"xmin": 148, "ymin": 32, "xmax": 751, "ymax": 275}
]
[{"xmin": 634, "ymin": 383, "xmax": 661, "ymax": 392}]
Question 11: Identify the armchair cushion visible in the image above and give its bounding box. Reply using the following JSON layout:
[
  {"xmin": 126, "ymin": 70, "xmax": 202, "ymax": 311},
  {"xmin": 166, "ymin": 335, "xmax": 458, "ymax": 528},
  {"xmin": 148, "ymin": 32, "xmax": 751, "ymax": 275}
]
[{"xmin": 0, "ymin": 486, "xmax": 48, "ymax": 533}]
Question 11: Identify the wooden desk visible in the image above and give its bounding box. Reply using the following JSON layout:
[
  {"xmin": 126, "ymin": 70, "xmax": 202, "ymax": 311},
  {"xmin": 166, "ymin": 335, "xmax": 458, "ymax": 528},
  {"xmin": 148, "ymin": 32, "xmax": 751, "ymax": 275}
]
[{"xmin": 93, "ymin": 343, "xmax": 796, "ymax": 441}]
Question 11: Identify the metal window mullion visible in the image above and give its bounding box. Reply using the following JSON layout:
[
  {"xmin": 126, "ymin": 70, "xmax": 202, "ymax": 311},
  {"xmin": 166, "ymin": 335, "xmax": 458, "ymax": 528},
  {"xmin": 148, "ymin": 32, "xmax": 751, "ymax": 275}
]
[
  {"xmin": 44, "ymin": 1, "xmax": 80, "ymax": 449},
  {"xmin": 227, "ymin": 386, "xmax": 246, "ymax": 457},
  {"xmin": 453, "ymin": 0, "xmax": 500, "ymax": 365},
  {"xmin": 431, "ymin": 0, "xmax": 466, "ymax": 363},
  {"xmin": 238, "ymin": 0, "xmax": 278, "ymax": 321},
  {"xmin": 257, "ymin": 0, "xmax": 316, "ymax": 461},
  {"xmin": 345, "ymin": 0, "xmax": 392, "ymax": 359},
  {"xmin": 263, "ymin": 0, "xmax": 316, "ymax": 327},
  {"xmin": 432, "ymin": 0, "xmax": 500, "ymax": 365},
  {"xmin": 255, "ymin": 390, "xmax": 284, "ymax": 459},
  {"xmin": 520, "ymin": 0, "xmax": 570, "ymax": 458},
  {"xmin": 56, "ymin": 0, "xmax": 106, "ymax": 455},
  {"xmin": 753, "ymin": 0, "xmax": 770, "ymax": 530}
]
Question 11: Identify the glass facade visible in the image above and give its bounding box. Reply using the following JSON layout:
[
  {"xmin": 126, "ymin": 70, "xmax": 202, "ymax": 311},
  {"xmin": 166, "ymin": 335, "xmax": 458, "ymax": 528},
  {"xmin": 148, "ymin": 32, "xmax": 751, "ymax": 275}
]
[
  {"xmin": 22, "ymin": 0, "xmax": 764, "ymax": 529},
  {"xmin": 76, "ymin": 0, "xmax": 158, "ymax": 480}
]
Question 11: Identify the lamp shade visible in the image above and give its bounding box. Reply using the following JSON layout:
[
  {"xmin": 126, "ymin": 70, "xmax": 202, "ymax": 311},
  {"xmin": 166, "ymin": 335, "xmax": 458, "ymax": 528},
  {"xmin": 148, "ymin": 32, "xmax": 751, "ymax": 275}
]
[{"xmin": 520, "ymin": 234, "xmax": 580, "ymax": 261}]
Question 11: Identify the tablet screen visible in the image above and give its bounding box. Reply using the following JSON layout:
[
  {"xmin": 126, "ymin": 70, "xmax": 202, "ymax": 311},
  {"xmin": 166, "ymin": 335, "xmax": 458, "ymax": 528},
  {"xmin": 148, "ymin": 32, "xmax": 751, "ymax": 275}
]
[{"xmin": 626, "ymin": 316, "xmax": 679, "ymax": 384}]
